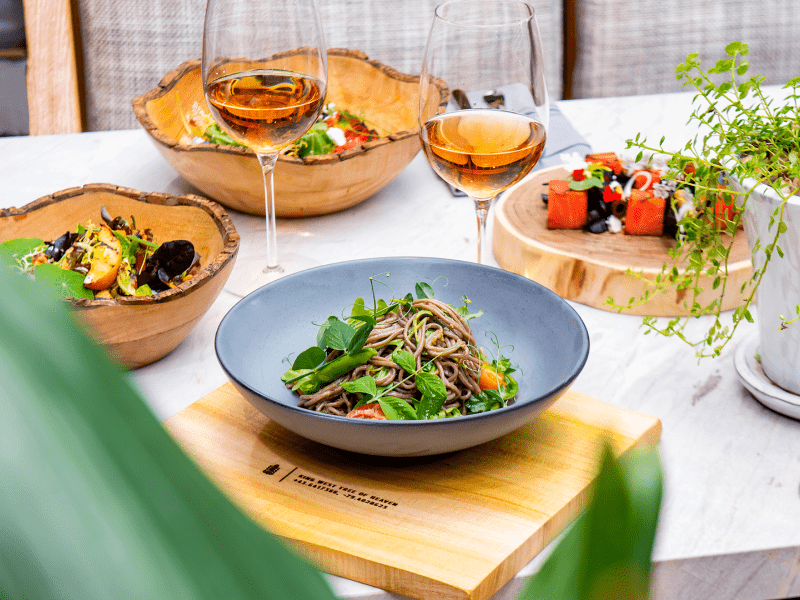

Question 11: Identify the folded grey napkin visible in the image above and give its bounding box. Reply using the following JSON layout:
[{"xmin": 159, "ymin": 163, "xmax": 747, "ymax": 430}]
[{"xmin": 536, "ymin": 104, "xmax": 592, "ymax": 170}]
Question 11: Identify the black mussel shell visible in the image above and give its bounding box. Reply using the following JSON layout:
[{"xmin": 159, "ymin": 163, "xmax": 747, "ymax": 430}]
[
  {"xmin": 44, "ymin": 231, "xmax": 79, "ymax": 262},
  {"xmin": 138, "ymin": 240, "xmax": 196, "ymax": 291}
]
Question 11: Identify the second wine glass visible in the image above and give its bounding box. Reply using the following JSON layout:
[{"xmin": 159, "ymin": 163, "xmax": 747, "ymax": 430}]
[
  {"xmin": 419, "ymin": 0, "xmax": 549, "ymax": 264},
  {"xmin": 202, "ymin": 0, "xmax": 327, "ymax": 296}
]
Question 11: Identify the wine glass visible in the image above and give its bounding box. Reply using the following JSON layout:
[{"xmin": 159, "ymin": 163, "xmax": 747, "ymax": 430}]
[
  {"xmin": 202, "ymin": 0, "xmax": 327, "ymax": 296},
  {"xmin": 419, "ymin": 0, "xmax": 549, "ymax": 264}
]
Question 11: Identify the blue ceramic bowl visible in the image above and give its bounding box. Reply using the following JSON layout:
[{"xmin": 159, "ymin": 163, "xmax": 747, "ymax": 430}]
[{"xmin": 215, "ymin": 257, "xmax": 589, "ymax": 457}]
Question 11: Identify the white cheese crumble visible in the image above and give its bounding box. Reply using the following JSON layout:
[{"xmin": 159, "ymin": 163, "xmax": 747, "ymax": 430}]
[{"xmin": 326, "ymin": 126, "xmax": 346, "ymax": 146}]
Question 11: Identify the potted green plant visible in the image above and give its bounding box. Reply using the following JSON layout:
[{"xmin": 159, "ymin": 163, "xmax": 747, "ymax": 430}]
[{"xmin": 609, "ymin": 42, "xmax": 800, "ymax": 397}]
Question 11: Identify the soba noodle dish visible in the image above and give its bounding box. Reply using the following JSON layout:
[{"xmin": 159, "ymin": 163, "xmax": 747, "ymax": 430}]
[{"xmin": 281, "ymin": 281, "xmax": 518, "ymax": 421}]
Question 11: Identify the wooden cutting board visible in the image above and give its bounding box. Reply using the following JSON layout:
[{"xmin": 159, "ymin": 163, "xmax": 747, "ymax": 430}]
[
  {"xmin": 492, "ymin": 165, "xmax": 752, "ymax": 316},
  {"xmin": 164, "ymin": 383, "xmax": 661, "ymax": 600}
]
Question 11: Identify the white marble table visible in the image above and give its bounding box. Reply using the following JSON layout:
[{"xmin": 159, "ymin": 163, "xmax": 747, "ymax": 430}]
[{"xmin": 2, "ymin": 91, "xmax": 799, "ymax": 600}]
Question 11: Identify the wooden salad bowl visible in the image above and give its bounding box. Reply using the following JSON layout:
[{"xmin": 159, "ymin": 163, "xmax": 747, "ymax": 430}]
[
  {"xmin": 132, "ymin": 49, "xmax": 426, "ymax": 217},
  {"xmin": 0, "ymin": 184, "xmax": 239, "ymax": 368}
]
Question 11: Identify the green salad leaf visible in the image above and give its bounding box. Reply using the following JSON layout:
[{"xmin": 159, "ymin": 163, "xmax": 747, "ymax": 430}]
[
  {"xmin": 204, "ymin": 123, "xmax": 247, "ymax": 147},
  {"xmin": 294, "ymin": 122, "xmax": 335, "ymax": 157},
  {"xmin": 466, "ymin": 389, "xmax": 505, "ymax": 414}
]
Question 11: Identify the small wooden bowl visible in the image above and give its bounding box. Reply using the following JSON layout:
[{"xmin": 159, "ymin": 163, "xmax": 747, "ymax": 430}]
[
  {"xmin": 0, "ymin": 184, "xmax": 239, "ymax": 368},
  {"xmin": 132, "ymin": 49, "xmax": 424, "ymax": 217}
]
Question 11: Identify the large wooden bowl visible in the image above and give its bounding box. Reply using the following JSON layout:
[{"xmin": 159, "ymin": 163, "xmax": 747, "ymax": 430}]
[
  {"xmin": 0, "ymin": 184, "xmax": 239, "ymax": 368},
  {"xmin": 132, "ymin": 49, "xmax": 424, "ymax": 217}
]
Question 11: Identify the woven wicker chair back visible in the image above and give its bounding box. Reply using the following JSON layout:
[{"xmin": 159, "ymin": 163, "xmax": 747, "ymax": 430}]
[
  {"xmin": 76, "ymin": 0, "xmax": 563, "ymax": 132},
  {"xmin": 570, "ymin": 0, "xmax": 800, "ymax": 99}
]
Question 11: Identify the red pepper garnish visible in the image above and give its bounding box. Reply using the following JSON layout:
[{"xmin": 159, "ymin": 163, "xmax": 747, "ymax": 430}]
[
  {"xmin": 603, "ymin": 185, "xmax": 622, "ymax": 204},
  {"xmin": 572, "ymin": 169, "xmax": 586, "ymax": 181}
]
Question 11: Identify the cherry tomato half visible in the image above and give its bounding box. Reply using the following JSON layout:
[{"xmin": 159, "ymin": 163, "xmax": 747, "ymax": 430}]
[
  {"xmin": 478, "ymin": 362, "xmax": 506, "ymax": 392},
  {"xmin": 346, "ymin": 404, "xmax": 387, "ymax": 420}
]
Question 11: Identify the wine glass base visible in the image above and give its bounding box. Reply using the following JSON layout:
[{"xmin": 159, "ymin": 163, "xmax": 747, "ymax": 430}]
[{"xmin": 224, "ymin": 253, "xmax": 319, "ymax": 297}]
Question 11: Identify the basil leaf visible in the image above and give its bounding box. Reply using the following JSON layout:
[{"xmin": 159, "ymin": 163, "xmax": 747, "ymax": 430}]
[
  {"xmin": 291, "ymin": 346, "xmax": 326, "ymax": 370},
  {"xmin": 341, "ymin": 376, "xmax": 378, "ymax": 399},
  {"xmin": 346, "ymin": 314, "xmax": 376, "ymax": 354},
  {"xmin": 378, "ymin": 396, "xmax": 418, "ymax": 420},
  {"xmin": 32, "ymin": 263, "xmax": 93, "ymax": 299},
  {"xmin": 465, "ymin": 389, "xmax": 504, "ymax": 414},
  {"xmin": 569, "ymin": 176, "xmax": 605, "ymax": 191},
  {"xmin": 315, "ymin": 316, "xmax": 338, "ymax": 348},
  {"xmin": 111, "ymin": 230, "xmax": 133, "ymax": 262},
  {"xmin": 318, "ymin": 317, "xmax": 356, "ymax": 351},
  {"xmin": 415, "ymin": 281, "xmax": 434, "ymax": 299},
  {"xmin": 415, "ymin": 371, "xmax": 446, "ymax": 401},
  {"xmin": 392, "ymin": 349, "xmax": 417, "ymax": 374},
  {"xmin": 416, "ymin": 394, "xmax": 447, "ymax": 420}
]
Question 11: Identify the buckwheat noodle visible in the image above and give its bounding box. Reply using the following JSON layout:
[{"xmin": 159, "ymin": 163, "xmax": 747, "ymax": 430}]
[{"xmin": 293, "ymin": 298, "xmax": 483, "ymax": 415}]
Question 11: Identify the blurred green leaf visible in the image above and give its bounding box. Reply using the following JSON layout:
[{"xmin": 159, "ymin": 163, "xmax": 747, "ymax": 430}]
[
  {"xmin": 517, "ymin": 444, "xmax": 663, "ymax": 600},
  {"xmin": 0, "ymin": 237, "xmax": 45, "ymax": 271},
  {"xmin": 32, "ymin": 262, "xmax": 94, "ymax": 299},
  {"xmin": 0, "ymin": 261, "xmax": 338, "ymax": 600}
]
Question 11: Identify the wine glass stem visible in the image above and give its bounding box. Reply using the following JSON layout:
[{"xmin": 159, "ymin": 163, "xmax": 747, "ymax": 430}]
[
  {"xmin": 473, "ymin": 197, "xmax": 493, "ymax": 264},
  {"xmin": 257, "ymin": 153, "xmax": 282, "ymax": 273}
]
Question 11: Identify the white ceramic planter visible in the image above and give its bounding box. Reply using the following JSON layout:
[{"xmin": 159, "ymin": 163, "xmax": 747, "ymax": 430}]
[{"xmin": 731, "ymin": 174, "xmax": 800, "ymax": 395}]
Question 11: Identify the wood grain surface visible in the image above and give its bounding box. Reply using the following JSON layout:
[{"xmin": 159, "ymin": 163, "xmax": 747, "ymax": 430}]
[
  {"xmin": 164, "ymin": 382, "xmax": 662, "ymax": 600},
  {"xmin": 493, "ymin": 166, "xmax": 752, "ymax": 316}
]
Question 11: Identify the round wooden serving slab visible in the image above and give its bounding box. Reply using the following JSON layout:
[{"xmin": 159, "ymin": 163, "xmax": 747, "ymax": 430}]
[{"xmin": 492, "ymin": 165, "xmax": 752, "ymax": 316}]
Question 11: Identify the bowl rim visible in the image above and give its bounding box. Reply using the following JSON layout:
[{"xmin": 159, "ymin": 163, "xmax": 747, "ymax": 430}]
[
  {"xmin": 215, "ymin": 256, "xmax": 591, "ymax": 427},
  {"xmin": 0, "ymin": 183, "xmax": 240, "ymax": 307},
  {"xmin": 131, "ymin": 48, "xmax": 433, "ymax": 166}
]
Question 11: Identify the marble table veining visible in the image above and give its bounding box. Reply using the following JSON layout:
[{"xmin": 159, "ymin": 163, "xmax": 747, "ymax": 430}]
[{"xmin": 2, "ymin": 89, "xmax": 799, "ymax": 600}]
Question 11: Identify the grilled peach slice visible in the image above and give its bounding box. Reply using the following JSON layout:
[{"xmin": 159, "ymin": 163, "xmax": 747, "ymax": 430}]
[{"xmin": 83, "ymin": 226, "xmax": 122, "ymax": 291}]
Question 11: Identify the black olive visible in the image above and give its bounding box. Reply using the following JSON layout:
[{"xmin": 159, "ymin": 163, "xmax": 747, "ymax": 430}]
[
  {"xmin": 586, "ymin": 218, "xmax": 608, "ymax": 234},
  {"xmin": 587, "ymin": 187, "xmax": 610, "ymax": 219}
]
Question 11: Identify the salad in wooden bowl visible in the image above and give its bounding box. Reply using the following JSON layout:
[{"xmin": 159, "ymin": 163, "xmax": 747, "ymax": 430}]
[
  {"xmin": 132, "ymin": 49, "xmax": 426, "ymax": 217},
  {"xmin": 0, "ymin": 184, "xmax": 239, "ymax": 368}
]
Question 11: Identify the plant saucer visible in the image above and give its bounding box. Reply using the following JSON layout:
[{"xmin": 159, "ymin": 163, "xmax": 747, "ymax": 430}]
[{"xmin": 734, "ymin": 330, "xmax": 800, "ymax": 420}]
